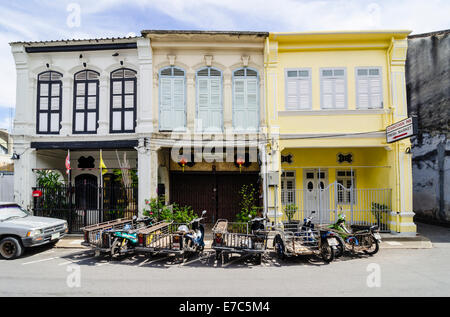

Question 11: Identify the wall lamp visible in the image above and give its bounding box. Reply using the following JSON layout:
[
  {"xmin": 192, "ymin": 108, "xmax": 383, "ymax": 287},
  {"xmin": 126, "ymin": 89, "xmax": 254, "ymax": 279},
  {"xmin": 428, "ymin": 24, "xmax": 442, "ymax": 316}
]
[
  {"xmin": 11, "ymin": 152, "xmax": 20, "ymax": 160},
  {"xmin": 405, "ymin": 147, "xmax": 411, "ymax": 154}
]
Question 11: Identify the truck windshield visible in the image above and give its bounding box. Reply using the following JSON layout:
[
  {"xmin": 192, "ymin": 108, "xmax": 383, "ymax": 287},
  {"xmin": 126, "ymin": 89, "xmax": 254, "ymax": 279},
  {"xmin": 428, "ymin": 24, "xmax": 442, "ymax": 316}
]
[{"xmin": 0, "ymin": 205, "xmax": 29, "ymax": 221}]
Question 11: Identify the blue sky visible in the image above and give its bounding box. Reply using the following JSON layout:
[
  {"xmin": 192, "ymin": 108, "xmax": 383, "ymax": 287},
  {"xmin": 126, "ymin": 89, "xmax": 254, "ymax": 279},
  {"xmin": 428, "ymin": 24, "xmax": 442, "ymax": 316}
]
[{"xmin": 1, "ymin": 0, "xmax": 449, "ymax": 131}]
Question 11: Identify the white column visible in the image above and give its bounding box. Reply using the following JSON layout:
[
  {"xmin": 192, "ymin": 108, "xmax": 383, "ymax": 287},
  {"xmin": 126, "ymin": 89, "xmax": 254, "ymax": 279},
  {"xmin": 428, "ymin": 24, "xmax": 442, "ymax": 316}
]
[
  {"xmin": 60, "ymin": 76, "xmax": 73, "ymax": 135},
  {"xmin": 136, "ymin": 38, "xmax": 153, "ymax": 134},
  {"xmin": 97, "ymin": 74, "xmax": 109, "ymax": 135},
  {"xmin": 137, "ymin": 138, "xmax": 150, "ymax": 216},
  {"xmin": 223, "ymin": 73, "xmax": 233, "ymax": 130},
  {"xmin": 13, "ymin": 138, "xmax": 36, "ymax": 210},
  {"xmin": 186, "ymin": 73, "xmax": 196, "ymax": 131}
]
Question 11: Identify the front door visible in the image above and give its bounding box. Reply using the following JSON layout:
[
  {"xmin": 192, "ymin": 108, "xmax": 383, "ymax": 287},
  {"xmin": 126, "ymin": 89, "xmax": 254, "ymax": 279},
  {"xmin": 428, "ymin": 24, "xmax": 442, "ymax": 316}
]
[
  {"xmin": 170, "ymin": 172, "xmax": 260, "ymax": 223},
  {"xmin": 303, "ymin": 169, "xmax": 329, "ymax": 223}
]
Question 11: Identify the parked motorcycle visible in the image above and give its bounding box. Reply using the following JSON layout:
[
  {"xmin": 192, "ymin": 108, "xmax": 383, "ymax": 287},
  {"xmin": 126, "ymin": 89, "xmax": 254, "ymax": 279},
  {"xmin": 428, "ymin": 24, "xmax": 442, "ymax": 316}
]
[
  {"xmin": 177, "ymin": 210, "xmax": 207, "ymax": 255},
  {"xmin": 328, "ymin": 213, "xmax": 381, "ymax": 256},
  {"xmin": 109, "ymin": 216, "xmax": 154, "ymax": 257}
]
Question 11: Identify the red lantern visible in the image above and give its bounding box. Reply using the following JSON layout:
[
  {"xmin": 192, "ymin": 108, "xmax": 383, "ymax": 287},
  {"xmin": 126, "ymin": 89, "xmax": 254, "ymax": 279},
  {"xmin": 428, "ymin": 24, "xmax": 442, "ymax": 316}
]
[
  {"xmin": 236, "ymin": 157, "xmax": 245, "ymax": 173},
  {"xmin": 179, "ymin": 157, "xmax": 187, "ymax": 172}
]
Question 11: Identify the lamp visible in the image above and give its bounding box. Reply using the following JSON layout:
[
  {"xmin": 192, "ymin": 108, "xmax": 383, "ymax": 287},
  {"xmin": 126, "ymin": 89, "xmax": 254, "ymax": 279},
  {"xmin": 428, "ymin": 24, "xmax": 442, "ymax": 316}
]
[{"xmin": 11, "ymin": 152, "xmax": 20, "ymax": 160}]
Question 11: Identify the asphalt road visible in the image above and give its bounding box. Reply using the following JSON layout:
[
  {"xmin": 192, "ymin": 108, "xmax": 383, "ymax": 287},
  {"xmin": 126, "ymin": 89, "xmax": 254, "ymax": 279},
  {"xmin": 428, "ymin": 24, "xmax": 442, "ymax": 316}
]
[{"xmin": 0, "ymin": 222, "xmax": 449, "ymax": 297}]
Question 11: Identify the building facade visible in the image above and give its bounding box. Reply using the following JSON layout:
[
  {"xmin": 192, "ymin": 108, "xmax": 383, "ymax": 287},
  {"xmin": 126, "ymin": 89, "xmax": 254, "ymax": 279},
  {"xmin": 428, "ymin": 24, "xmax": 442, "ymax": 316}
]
[
  {"xmin": 10, "ymin": 30, "xmax": 416, "ymax": 234},
  {"xmin": 264, "ymin": 31, "xmax": 416, "ymax": 235}
]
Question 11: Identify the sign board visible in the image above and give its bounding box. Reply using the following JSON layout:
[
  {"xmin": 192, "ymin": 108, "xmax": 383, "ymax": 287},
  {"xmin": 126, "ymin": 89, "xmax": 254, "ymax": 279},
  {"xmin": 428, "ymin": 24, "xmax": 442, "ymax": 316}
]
[
  {"xmin": 386, "ymin": 117, "xmax": 418, "ymax": 143},
  {"xmin": 32, "ymin": 190, "xmax": 42, "ymax": 198}
]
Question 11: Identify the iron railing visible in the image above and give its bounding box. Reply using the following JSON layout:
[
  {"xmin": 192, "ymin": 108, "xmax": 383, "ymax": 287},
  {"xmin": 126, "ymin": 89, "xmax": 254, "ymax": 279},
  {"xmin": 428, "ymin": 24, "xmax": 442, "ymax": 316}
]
[
  {"xmin": 32, "ymin": 183, "xmax": 138, "ymax": 233},
  {"xmin": 281, "ymin": 182, "xmax": 392, "ymax": 232}
]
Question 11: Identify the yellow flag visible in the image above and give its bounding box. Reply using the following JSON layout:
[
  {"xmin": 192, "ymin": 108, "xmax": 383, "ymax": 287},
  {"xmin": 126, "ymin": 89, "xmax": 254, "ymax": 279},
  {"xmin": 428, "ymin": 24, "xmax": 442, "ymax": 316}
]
[{"xmin": 100, "ymin": 151, "xmax": 108, "ymax": 175}]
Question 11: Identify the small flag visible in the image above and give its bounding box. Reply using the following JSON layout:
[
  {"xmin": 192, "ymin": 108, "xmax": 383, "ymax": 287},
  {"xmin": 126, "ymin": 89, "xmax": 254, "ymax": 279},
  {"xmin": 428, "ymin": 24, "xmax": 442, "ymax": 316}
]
[
  {"xmin": 65, "ymin": 151, "xmax": 71, "ymax": 175},
  {"xmin": 100, "ymin": 151, "xmax": 108, "ymax": 175}
]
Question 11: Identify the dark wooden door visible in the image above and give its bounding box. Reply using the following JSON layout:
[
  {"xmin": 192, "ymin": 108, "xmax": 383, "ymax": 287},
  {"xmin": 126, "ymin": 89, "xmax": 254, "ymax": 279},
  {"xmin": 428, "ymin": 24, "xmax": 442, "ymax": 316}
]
[{"xmin": 170, "ymin": 172, "xmax": 260, "ymax": 223}]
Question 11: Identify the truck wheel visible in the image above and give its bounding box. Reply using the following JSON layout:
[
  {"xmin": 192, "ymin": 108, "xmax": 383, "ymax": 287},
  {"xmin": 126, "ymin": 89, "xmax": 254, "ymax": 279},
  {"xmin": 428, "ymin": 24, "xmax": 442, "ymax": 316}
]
[{"xmin": 0, "ymin": 237, "xmax": 24, "ymax": 260}]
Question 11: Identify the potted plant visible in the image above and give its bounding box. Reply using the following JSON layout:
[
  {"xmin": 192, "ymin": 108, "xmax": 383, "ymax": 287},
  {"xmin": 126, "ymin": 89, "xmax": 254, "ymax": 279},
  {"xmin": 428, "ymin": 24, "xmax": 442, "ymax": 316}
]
[{"xmin": 284, "ymin": 204, "xmax": 298, "ymax": 224}]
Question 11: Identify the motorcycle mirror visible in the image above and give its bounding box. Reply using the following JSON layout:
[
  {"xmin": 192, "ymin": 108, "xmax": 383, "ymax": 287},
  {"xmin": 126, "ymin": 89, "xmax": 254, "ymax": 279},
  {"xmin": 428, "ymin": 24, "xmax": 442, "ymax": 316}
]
[
  {"xmin": 311, "ymin": 211, "xmax": 316, "ymax": 214},
  {"xmin": 201, "ymin": 210, "xmax": 207, "ymax": 216}
]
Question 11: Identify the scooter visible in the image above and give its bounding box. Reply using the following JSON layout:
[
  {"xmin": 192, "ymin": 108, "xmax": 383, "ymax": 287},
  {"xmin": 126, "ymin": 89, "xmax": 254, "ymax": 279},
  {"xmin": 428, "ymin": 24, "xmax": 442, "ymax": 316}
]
[
  {"xmin": 177, "ymin": 210, "xmax": 207, "ymax": 254},
  {"xmin": 328, "ymin": 213, "xmax": 381, "ymax": 256},
  {"xmin": 109, "ymin": 216, "xmax": 153, "ymax": 257},
  {"xmin": 300, "ymin": 211, "xmax": 339, "ymax": 262}
]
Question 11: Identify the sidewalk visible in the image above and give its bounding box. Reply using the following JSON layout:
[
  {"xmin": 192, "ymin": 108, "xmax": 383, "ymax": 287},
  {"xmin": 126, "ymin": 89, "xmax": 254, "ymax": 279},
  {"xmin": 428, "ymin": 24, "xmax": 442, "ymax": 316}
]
[{"xmin": 55, "ymin": 230, "xmax": 433, "ymax": 250}]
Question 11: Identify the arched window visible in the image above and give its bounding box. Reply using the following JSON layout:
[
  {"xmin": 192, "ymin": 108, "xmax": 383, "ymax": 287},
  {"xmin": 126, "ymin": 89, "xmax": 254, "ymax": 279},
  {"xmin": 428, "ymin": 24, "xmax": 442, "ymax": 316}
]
[
  {"xmin": 196, "ymin": 67, "xmax": 222, "ymax": 132},
  {"xmin": 233, "ymin": 68, "xmax": 259, "ymax": 131},
  {"xmin": 73, "ymin": 70, "xmax": 99, "ymax": 133},
  {"xmin": 110, "ymin": 68, "xmax": 137, "ymax": 133},
  {"xmin": 37, "ymin": 71, "xmax": 62, "ymax": 134},
  {"xmin": 159, "ymin": 67, "xmax": 186, "ymax": 131}
]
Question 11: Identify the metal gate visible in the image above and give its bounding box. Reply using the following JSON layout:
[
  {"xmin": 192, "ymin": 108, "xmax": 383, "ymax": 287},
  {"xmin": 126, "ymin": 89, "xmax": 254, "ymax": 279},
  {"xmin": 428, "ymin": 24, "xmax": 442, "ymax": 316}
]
[
  {"xmin": 32, "ymin": 182, "xmax": 138, "ymax": 233},
  {"xmin": 170, "ymin": 172, "xmax": 260, "ymax": 223},
  {"xmin": 281, "ymin": 182, "xmax": 392, "ymax": 232}
]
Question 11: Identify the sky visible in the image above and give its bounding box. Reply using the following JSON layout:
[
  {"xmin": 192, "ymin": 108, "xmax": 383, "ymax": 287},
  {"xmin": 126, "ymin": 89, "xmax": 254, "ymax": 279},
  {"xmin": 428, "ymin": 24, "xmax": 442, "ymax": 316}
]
[{"xmin": 0, "ymin": 0, "xmax": 449, "ymax": 131}]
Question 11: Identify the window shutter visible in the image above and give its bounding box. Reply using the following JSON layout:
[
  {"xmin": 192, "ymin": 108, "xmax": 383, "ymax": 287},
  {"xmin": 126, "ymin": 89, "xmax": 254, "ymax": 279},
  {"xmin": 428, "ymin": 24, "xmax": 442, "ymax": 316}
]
[
  {"xmin": 322, "ymin": 78, "xmax": 334, "ymax": 109},
  {"xmin": 159, "ymin": 77, "xmax": 173, "ymax": 131},
  {"xmin": 335, "ymin": 78, "xmax": 346, "ymax": 109},
  {"xmin": 298, "ymin": 78, "xmax": 310, "ymax": 109},
  {"xmin": 197, "ymin": 77, "xmax": 210, "ymax": 131},
  {"xmin": 209, "ymin": 78, "xmax": 222, "ymax": 131},
  {"xmin": 246, "ymin": 78, "xmax": 258, "ymax": 131},
  {"xmin": 172, "ymin": 78, "xmax": 185, "ymax": 131},
  {"xmin": 233, "ymin": 78, "xmax": 246, "ymax": 130},
  {"xmin": 369, "ymin": 77, "xmax": 382, "ymax": 108},
  {"xmin": 357, "ymin": 77, "xmax": 370, "ymax": 109}
]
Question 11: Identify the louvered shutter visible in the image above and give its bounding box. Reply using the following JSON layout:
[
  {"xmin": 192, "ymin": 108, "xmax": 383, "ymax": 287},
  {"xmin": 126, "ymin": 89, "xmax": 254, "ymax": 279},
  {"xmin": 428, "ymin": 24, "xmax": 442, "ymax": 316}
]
[
  {"xmin": 335, "ymin": 78, "xmax": 346, "ymax": 109},
  {"xmin": 209, "ymin": 77, "xmax": 222, "ymax": 131},
  {"xmin": 322, "ymin": 77, "xmax": 334, "ymax": 109},
  {"xmin": 159, "ymin": 77, "xmax": 172, "ymax": 131},
  {"xmin": 286, "ymin": 79, "xmax": 298, "ymax": 110},
  {"xmin": 369, "ymin": 76, "xmax": 382, "ymax": 108},
  {"xmin": 246, "ymin": 77, "xmax": 258, "ymax": 130},
  {"xmin": 197, "ymin": 77, "xmax": 210, "ymax": 131},
  {"xmin": 357, "ymin": 77, "xmax": 370, "ymax": 108},
  {"xmin": 173, "ymin": 77, "xmax": 185, "ymax": 130},
  {"xmin": 233, "ymin": 78, "xmax": 246, "ymax": 129},
  {"xmin": 298, "ymin": 78, "xmax": 310, "ymax": 109}
]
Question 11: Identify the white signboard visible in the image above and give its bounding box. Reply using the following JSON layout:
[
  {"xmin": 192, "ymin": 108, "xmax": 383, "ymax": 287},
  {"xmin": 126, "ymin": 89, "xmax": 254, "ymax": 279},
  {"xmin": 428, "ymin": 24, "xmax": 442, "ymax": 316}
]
[{"xmin": 386, "ymin": 117, "xmax": 417, "ymax": 143}]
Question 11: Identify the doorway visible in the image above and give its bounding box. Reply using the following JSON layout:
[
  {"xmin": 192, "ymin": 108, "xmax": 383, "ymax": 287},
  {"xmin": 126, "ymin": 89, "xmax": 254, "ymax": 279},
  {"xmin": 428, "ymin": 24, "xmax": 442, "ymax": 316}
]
[{"xmin": 303, "ymin": 169, "xmax": 330, "ymax": 223}]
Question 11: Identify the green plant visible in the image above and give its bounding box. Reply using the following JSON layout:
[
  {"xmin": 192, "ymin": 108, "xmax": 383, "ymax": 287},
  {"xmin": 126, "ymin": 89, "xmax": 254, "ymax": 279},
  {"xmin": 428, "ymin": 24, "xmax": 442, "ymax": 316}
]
[
  {"xmin": 235, "ymin": 184, "xmax": 262, "ymax": 223},
  {"xmin": 284, "ymin": 204, "xmax": 297, "ymax": 222},
  {"xmin": 35, "ymin": 170, "xmax": 67, "ymax": 211},
  {"xmin": 371, "ymin": 202, "xmax": 390, "ymax": 227},
  {"xmin": 113, "ymin": 168, "xmax": 138, "ymax": 185},
  {"xmin": 143, "ymin": 198, "xmax": 196, "ymax": 223}
]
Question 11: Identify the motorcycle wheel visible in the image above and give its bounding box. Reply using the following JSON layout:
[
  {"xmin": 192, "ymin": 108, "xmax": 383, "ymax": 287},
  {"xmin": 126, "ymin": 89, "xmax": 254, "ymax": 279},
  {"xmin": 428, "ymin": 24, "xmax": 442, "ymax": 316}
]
[
  {"xmin": 255, "ymin": 253, "xmax": 262, "ymax": 265},
  {"xmin": 363, "ymin": 236, "xmax": 379, "ymax": 255},
  {"xmin": 222, "ymin": 252, "xmax": 229, "ymax": 264},
  {"xmin": 274, "ymin": 237, "xmax": 285, "ymax": 260},
  {"xmin": 320, "ymin": 242, "xmax": 335, "ymax": 263},
  {"xmin": 110, "ymin": 238, "xmax": 121, "ymax": 258},
  {"xmin": 335, "ymin": 236, "xmax": 345, "ymax": 258},
  {"xmin": 215, "ymin": 251, "xmax": 221, "ymax": 261}
]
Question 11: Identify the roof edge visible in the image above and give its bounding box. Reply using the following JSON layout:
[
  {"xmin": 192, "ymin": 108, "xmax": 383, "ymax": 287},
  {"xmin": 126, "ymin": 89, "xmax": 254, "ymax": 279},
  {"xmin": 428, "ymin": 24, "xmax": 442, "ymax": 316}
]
[{"xmin": 408, "ymin": 29, "xmax": 450, "ymax": 39}]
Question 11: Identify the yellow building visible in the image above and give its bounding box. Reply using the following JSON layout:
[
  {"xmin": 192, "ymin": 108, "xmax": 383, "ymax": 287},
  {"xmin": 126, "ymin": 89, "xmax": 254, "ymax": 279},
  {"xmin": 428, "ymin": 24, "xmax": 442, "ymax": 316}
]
[{"xmin": 264, "ymin": 30, "xmax": 415, "ymax": 235}]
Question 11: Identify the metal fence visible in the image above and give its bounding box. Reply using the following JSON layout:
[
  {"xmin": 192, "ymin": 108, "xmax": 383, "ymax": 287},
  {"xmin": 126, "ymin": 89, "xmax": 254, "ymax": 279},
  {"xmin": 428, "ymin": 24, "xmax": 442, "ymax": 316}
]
[
  {"xmin": 281, "ymin": 182, "xmax": 392, "ymax": 232},
  {"xmin": 32, "ymin": 183, "xmax": 138, "ymax": 233}
]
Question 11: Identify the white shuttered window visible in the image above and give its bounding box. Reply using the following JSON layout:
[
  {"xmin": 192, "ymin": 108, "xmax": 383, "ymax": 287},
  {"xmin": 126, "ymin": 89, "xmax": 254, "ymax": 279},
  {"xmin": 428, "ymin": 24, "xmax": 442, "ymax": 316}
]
[
  {"xmin": 285, "ymin": 69, "xmax": 311, "ymax": 110},
  {"xmin": 320, "ymin": 68, "xmax": 347, "ymax": 109},
  {"xmin": 196, "ymin": 67, "xmax": 222, "ymax": 132},
  {"xmin": 356, "ymin": 68, "xmax": 382, "ymax": 109},
  {"xmin": 233, "ymin": 68, "xmax": 259, "ymax": 131},
  {"xmin": 159, "ymin": 67, "xmax": 186, "ymax": 131}
]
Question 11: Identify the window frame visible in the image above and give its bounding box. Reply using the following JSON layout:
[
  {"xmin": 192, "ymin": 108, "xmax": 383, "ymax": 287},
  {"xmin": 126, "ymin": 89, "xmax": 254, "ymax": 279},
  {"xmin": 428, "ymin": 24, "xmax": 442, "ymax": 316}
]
[
  {"xmin": 232, "ymin": 67, "xmax": 260, "ymax": 131},
  {"xmin": 36, "ymin": 71, "xmax": 63, "ymax": 135},
  {"xmin": 336, "ymin": 170, "xmax": 356, "ymax": 205},
  {"xmin": 195, "ymin": 67, "xmax": 223, "ymax": 132},
  {"xmin": 72, "ymin": 70, "xmax": 100, "ymax": 134},
  {"xmin": 158, "ymin": 66, "xmax": 187, "ymax": 132},
  {"xmin": 355, "ymin": 67, "xmax": 383, "ymax": 109},
  {"xmin": 320, "ymin": 67, "xmax": 347, "ymax": 110},
  {"xmin": 284, "ymin": 68, "xmax": 312, "ymax": 111},
  {"xmin": 281, "ymin": 170, "xmax": 296, "ymax": 206},
  {"xmin": 109, "ymin": 68, "xmax": 137, "ymax": 134}
]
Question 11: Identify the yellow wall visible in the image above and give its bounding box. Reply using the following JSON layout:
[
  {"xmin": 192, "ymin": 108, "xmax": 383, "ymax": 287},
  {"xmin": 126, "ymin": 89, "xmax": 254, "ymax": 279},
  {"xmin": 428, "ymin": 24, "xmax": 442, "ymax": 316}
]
[{"xmin": 264, "ymin": 31, "xmax": 416, "ymax": 234}]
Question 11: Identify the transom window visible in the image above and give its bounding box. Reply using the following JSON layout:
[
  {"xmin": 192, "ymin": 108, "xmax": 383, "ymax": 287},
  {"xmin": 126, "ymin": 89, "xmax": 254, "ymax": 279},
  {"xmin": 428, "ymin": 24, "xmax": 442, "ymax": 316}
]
[
  {"xmin": 73, "ymin": 70, "xmax": 99, "ymax": 134},
  {"xmin": 196, "ymin": 67, "xmax": 222, "ymax": 132},
  {"xmin": 36, "ymin": 71, "xmax": 62, "ymax": 134},
  {"xmin": 356, "ymin": 67, "xmax": 382, "ymax": 109},
  {"xmin": 336, "ymin": 170, "xmax": 356, "ymax": 204},
  {"xmin": 159, "ymin": 66, "xmax": 186, "ymax": 131},
  {"xmin": 233, "ymin": 68, "xmax": 259, "ymax": 131},
  {"xmin": 321, "ymin": 68, "xmax": 347, "ymax": 109},
  {"xmin": 285, "ymin": 69, "xmax": 311, "ymax": 110},
  {"xmin": 110, "ymin": 68, "xmax": 137, "ymax": 133}
]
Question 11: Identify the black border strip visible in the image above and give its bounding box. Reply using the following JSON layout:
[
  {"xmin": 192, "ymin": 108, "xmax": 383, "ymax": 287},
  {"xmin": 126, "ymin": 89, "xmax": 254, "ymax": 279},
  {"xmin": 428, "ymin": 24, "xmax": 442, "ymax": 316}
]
[
  {"xmin": 30, "ymin": 140, "xmax": 138, "ymax": 150},
  {"xmin": 25, "ymin": 42, "xmax": 137, "ymax": 53}
]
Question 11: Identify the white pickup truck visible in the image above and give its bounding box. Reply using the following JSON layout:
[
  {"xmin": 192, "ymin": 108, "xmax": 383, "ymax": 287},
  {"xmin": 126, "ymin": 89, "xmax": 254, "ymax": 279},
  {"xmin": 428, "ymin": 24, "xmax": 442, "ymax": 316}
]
[{"xmin": 0, "ymin": 202, "xmax": 68, "ymax": 259}]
